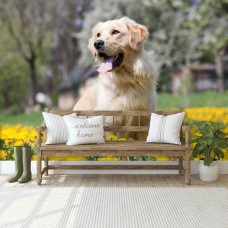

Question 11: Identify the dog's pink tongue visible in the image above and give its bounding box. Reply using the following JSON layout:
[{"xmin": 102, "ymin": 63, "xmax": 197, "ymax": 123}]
[{"xmin": 97, "ymin": 57, "xmax": 113, "ymax": 74}]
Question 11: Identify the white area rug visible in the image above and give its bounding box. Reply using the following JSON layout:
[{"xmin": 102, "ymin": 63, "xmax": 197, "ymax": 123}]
[{"xmin": 0, "ymin": 186, "xmax": 228, "ymax": 228}]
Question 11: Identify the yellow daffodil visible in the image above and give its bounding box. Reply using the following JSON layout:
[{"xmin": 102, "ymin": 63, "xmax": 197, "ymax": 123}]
[
  {"xmin": 156, "ymin": 156, "xmax": 169, "ymax": 161},
  {"xmin": 170, "ymin": 157, "xmax": 176, "ymax": 161},
  {"xmin": 31, "ymin": 155, "xmax": 37, "ymax": 161},
  {"xmin": 107, "ymin": 135, "xmax": 117, "ymax": 140},
  {"xmin": 14, "ymin": 140, "xmax": 24, "ymax": 146},
  {"xmin": 98, "ymin": 156, "xmax": 118, "ymax": 161},
  {"xmin": 65, "ymin": 156, "xmax": 87, "ymax": 161},
  {"xmin": 0, "ymin": 150, "xmax": 7, "ymax": 160}
]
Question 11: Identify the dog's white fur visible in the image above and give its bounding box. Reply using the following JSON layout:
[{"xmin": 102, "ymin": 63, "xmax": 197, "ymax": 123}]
[{"xmin": 73, "ymin": 17, "xmax": 158, "ymax": 136}]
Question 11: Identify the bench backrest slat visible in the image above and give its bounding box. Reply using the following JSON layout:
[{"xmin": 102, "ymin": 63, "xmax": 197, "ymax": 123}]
[
  {"xmin": 48, "ymin": 110, "xmax": 180, "ymax": 117},
  {"xmin": 104, "ymin": 126, "xmax": 149, "ymax": 132}
]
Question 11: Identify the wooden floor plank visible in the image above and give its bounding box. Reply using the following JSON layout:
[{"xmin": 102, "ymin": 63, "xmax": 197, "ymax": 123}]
[
  {"xmin": 97, "ymin": 175, "xmax": 113, "ymax": 187},
  {"xmin": 113, "ymin": 174, "xmax": 128, "ymax": 187},
  {"xmin": 81, "ymin": 174, "xmax": 98, "ymax": 187},
  {"xmin": 0, "ymin": 174, "xmax": 228, "ymax": 188},
  {"xmin": 141, "ymin": 174, "xmax": 156, "ymax": 187},
  {"xmin": 127, "ymin": 175, "xmax": 143, "ymax": 187}
]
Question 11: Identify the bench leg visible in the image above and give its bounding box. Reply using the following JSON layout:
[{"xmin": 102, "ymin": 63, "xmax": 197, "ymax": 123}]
[
  {"xmin": 185, "ymin": 150, "xmax": 191, "ymax": 185},
  {"xmin": 179, "ymin": 157, "xmax": 183, "ymax": 176},
  {"xmin": 44, "ymin": 156, "xmax": 48, "ymax": 176},
  {"xmin": 36, "ymin": 151, "xmax": 42, "ymax": 185}
]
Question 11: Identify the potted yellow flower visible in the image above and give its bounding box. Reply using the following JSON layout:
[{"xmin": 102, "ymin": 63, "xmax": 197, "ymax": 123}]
[{"xmin": 192, "ymin": 121, "xmax": 228, "ymax": 182}]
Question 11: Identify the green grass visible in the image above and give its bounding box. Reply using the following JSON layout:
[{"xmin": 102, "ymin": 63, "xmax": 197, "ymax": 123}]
[
  {"xmin": 0, "ymin": 111, "xmax": 43, "ymax": 127},
  {"xmin": 0, "ymin": 92, "xmax": 227, "ymax": 126},
  {"xmin": 157, "ymin": 92, "xmax": 228, "ymax": 109}
]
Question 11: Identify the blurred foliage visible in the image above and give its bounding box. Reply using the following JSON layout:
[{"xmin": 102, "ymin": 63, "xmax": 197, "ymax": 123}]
[
  {"xmin": 187, "ymin": 0, "xmax": 228, "ymax": 59},
  {"xmin": 0, "ymin": 1, "xmax": 57, "ymax": 107},
  {"xmin": 0, "ymin": 0, "xmax": 91, "ymax": 109},
  {"xmin": 0, "ymin": 0, "xmax": 227, "ymax": 109},
  {"xmin": 187, "ymin": 0, "xmax": 228, "ymax": 94},
  {"xmin": 0, "ymin": 21, "xmax": 28, "ymax": 109}
]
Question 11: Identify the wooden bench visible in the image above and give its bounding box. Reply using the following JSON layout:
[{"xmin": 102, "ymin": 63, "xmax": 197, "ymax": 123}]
[{"xmin": 36, "ymin": 109, "xmax": 191, "ymax": 185}]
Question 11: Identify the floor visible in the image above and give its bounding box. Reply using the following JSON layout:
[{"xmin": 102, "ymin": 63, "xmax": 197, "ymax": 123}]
[
  {"xmin": 1, "ymin": 174, "xmax": 228, "ymax": 227},
  {"xmin": 1, "ymin": 174, "xmax": 228, "ymax": 188}
]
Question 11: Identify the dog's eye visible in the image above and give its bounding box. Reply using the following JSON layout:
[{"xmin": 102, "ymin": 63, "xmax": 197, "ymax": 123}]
[
  {"xmin": 112, "ymin": 30, "xmax": 120, "ymax": 35},
  {"xmin": 97, "ymin": 33, "xmax": 101, "ymax": 37}
]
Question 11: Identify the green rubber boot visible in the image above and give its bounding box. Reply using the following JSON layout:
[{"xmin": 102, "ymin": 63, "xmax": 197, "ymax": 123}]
[
  {"xmin": 18, "ymin": 146, "xmax": 32, "ymax": 183},
  {"xmin": 7, "ymin": 146, "xmax": 23, "ymax": 182}
]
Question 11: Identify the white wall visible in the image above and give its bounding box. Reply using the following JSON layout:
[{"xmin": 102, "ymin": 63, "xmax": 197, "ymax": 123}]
[{"xmin": 1, "ymin": 161, "xmax": 228, "ymax": 175}]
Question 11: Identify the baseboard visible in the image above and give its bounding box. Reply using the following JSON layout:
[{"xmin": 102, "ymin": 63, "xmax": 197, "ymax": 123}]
[{"xmin": 1, "ymin": 161, "xmax": 228, "ymax": 175}]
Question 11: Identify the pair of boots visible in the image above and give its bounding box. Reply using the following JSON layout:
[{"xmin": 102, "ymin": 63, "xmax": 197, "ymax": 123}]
[{"xmin": 7, "ymin": 146, "xmax": 32, "ymax": 183}]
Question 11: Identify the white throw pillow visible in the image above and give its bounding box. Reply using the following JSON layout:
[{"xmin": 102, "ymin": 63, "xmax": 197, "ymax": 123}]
[
  {"xmin": 42, "ymin": 112, "xmax": 77, "ymax": 144},
  {"xmin": 146, "ymin": 112, "xmax": 185, "ymax": 145},
  {"xmin": 63, "ymin": 115, "xmax": 105, "ymax": 145}
]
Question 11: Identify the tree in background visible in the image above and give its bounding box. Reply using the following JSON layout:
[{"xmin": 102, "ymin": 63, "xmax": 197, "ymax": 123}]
[
  {"xmin": 125, "ymin": 0, "xmax": 201, "ymax": 68},
  {"xmin": 0, "ymin": 0, "xmax": 57, "ymax": 106},
  {"xmin": 51, "ymin": 0, "xmax": 91, "ymax": 79},
  {"xmin": 0, "ymin": 21, "xmax": 28, "ymax": 110},
  {"xmin": 78, "ymin": 0, "xmax": 201, "ymax": 92},
  {"xmin": 0, "ymin": 0, "xmax": 91, "ymax": 108},
  {"xmin": 188, "ymin": 0, "xmax": 228, "ymax": 94}
]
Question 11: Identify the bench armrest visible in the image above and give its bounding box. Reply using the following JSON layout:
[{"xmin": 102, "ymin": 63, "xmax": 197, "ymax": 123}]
[
  {"xmin": 36, "ymin": 123, "xmax": 46, "ymax": 146},
  {"xmin": 36, "ymin": 126, "xmax": 46, "ymax": 132},
  {"xmin": 36, "ymin": 122, "xmax": 46, "ymax": 132},
  {"xmin": 182, "ymin": 126, "xmax": 191, "ymax": 133},
  {"xmin": 182, "ymin": 125, "xmax": 191, "ymax": 147}
]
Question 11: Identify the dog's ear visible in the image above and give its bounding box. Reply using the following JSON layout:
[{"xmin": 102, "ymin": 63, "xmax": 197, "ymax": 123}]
[{"xmin": 122, "ymin": 17, "xmax": 148, "ymax": 50}]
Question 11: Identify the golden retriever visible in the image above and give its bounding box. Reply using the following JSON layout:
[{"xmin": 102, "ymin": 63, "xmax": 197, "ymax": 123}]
[{"xmin": 73, "ymin": 17, "xmax": 159, "ymax": 139}]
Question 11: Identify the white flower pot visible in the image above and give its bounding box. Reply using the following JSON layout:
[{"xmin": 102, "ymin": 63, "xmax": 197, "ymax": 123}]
[{"xmin": 198, "ymin": 160, "xmax": 220, "ymax": 182}]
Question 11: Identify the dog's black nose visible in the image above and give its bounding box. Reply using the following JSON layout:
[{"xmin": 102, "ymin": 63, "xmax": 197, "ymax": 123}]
[{"xmin": 94, "ymin": 40, "xmax": 104, "ymax": 50}]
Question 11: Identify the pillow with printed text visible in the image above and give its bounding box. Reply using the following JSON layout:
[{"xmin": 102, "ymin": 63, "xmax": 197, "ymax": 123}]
[{"xmin": 63, "ymin": 115, "xmax": 105, "ymax": 145}]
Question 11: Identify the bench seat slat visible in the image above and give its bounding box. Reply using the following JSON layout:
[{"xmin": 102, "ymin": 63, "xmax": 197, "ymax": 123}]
[
  {"xmin": 47, "ymin": 165, "xmax": 180, "ymax": 170},
  {"xmin": 42, "ymin": 150, "xmax": 186, "ymax": 156},
  {"xmin": 41, "ymin": 141, "xmax": 186, "ymax": 151}
]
